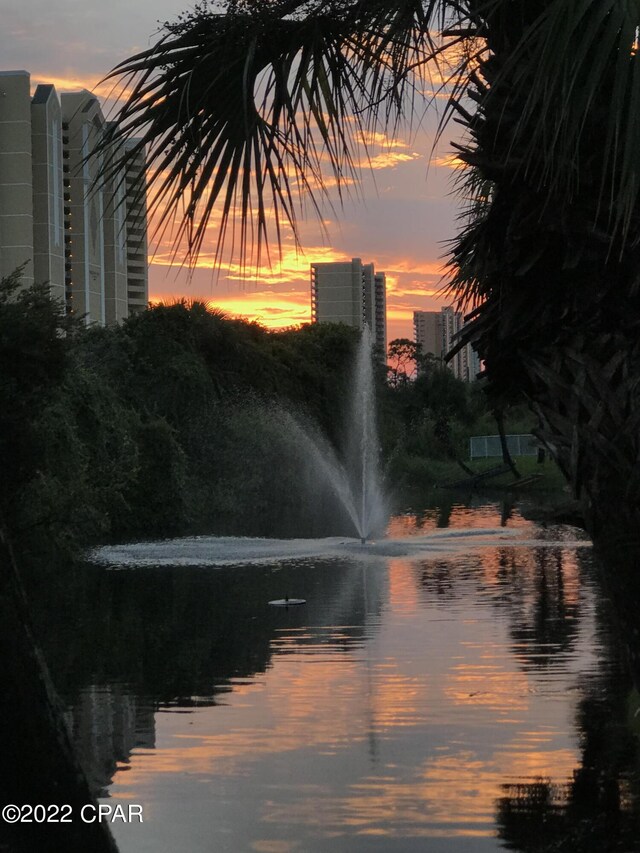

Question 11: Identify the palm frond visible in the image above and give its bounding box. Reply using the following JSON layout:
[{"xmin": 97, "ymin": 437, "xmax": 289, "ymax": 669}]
[
  {"xmin": 442, "ymin": 1, "xmax": 640, "ymax": 324},
  {"xmin": 99, "ymin": 0, "xmax": 469, "ymax": 268},
  {"xmin": 479, "ymin": 0, "xmax": 640, "ymax": 245}
]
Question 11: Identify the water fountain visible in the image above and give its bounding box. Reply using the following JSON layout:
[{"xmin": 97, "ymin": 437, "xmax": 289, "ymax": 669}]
[
  {"xmin": 91, "ymin": 326, "xmax": 582, "ymax": 569},
  {"xmin": 268, "ymin": 323, "xmax": 387, "ymax": 543},
  {"xmin": 344, "ymin": 324, "xmax": 387, "ymax": 542}
]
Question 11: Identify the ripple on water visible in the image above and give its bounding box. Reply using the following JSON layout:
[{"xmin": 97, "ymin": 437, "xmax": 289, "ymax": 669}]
[
  {"xmin": 89, "ymin": 526, "xmax": 590, "ymax": 568},
  {"xmin": 69, "ymin": 514, "xmax": 635, "ymax": 853}
]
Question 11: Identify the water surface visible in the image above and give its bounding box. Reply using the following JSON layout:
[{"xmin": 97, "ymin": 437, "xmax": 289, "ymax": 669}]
[{"xmin": 47, "ymin": 501, "xmax": 639, "ymax": 852}]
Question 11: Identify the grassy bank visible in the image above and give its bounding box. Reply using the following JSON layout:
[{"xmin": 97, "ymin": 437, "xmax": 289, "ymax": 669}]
[{"xmin": 390, "ymin": 453, "xmax": 569, "ymax": 494}]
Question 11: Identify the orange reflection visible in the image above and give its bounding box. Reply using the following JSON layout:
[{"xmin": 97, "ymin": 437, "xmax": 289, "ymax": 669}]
[
  {"xmin": 444, "ymin": 663, "xmax": 529, "ymax": 711},
  {"xmin": 111, "ymin": 589, "xmax": 583, "ymax": 840},
  {"xmin": 259, "ymin": 746, "xmax": 577, "ymax": 838},
  {"xmin": 387, "ymin": 558, "xmax": 420, "ymax": 613},
  {"xmin": 108, "ymin": 534, "xmax": 591, "ymax": 842}
]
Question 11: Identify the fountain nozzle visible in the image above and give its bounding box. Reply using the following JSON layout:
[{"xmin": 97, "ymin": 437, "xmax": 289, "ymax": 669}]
[{"xmin": 360, "ymin": 537, "xmax": 366, "ymax": 545}]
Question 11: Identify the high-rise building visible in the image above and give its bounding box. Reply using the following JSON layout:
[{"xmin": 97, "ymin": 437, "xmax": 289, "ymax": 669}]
[
  {"xmin": 413, "ymin": 310, "xmax": 443, "ymax": 360},
  {"xmin": 122, "ymin": 139, "xmax": 148, "ymax": 317},
  {"xmin": 440, "ymin": 306, "xmax": 481, "ymax": 382},
  {"xmin": 414, "ymin": 306, "xmax": 480, "ymax": 381},
  {"xmin": 0, "ymin": 70, "xmax": 148, "ymax": 324},
  {"xmin": 374, "ymin": 271, "xmax": 387, "ymax": 357},
  {"xmin": 61, "ymin": 90, "xmax": 108, "ymax": 323},
  {"xmin": 31, "ymin": 82, "xmax": 64, "ymax": 303},
  {"xmin": 102, "ymin": 122, "xmax": 129, "ymax": 325},
  {"xmin": 310, "ymin": 257, "xmax": 387, "ymax": 356},
  {"xmin": 0, "ymin": 71, "xmax": 36, "ymax": 290}
]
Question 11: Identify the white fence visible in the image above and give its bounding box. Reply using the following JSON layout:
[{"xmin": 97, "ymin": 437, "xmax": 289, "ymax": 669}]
[{"xmin": 469, "ymin": 434, "xmax": 538, "ymax": 459}]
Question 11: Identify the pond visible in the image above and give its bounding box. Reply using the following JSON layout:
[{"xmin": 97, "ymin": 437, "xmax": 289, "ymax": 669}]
[{"xmin": 38, "ymin": 499, "xmax": 640, "ymax": 852}]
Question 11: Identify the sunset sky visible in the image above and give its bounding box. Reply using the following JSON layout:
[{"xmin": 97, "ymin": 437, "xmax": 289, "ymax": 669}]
[{"xmin": 4, "ymin": 0, "xmax": 463, "ymax": 341}]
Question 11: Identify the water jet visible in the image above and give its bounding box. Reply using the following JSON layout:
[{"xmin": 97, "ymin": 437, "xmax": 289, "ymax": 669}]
[
  {"xmin": 260, "ymin": 324, "xmax": 387, "ymax": 541},
  {"xmin": 345, "ymin": 324, "xmax": 387, "ymax": 541}
]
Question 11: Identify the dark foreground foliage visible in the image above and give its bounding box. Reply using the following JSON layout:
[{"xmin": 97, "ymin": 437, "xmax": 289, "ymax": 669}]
[
  {"xmin": 0, "ymin": 280, "xmax": 373, "ymax": 564},
  {"xmin": 1, "ymin": 276, "xmax": 529, "ymax": 569}
]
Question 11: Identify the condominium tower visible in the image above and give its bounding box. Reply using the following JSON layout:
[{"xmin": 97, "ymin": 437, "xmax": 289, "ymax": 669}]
[
  {"xmin": 0, "ymin": 70, "xmax": 148, "ymax": 324},
  {"xmin": 413, "ymin": 309, "xmax": 443, "ymax": 359},
  {"xmin": 310, "ymin": 258, "xmax": 387, "ymax": 356},
  {"xmin": 414, "ymin": 307, "xmax": 481, "ymax": 382}
]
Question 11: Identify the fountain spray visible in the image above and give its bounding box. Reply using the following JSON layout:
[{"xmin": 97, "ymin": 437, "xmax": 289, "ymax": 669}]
[{"xmin": 346, "ymin": 324, "xmax": 386, "ymax": 542}]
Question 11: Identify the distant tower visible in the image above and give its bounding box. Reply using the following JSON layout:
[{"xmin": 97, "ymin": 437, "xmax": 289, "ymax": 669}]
[
  {"xmin": 102, "ymin": 121, "xmax": 129, "ymax": 325},
  {"xmin": 413, "ymin": 308, "xmax": 479, "ymax": 380},
  {"xmin": 0, "ymin": 71, "xmax": 35, "ymax": 288},
  {"xmin": 374, "ymin": 271, "xmax": 387, "ymax": 356},
  {"xmin": 122, "ymin": 139, "xmax": 148, "ymax": 316},
  {"xmin": 31, "ymin": 83, "xmax": 65, "ymax": 303},
  {"xmin": 0, "ymin": 69, "xmax": 148, "ymax": 324},
  {"xmin": 61, "ymin": 90, "xmax": 108, "ymax": 324},
  {"xmin": 413, "ymin": 310, "xmax": 443, "ymax": 363},
  {"xmin": 440, "ymin": 305, "xmax": 480, "ymax": 381},
  {"xmin": 310, "ymin": 257, "xmax": 387, "ymax": 356}
]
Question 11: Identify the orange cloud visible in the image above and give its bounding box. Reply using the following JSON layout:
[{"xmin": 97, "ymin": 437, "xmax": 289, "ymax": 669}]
[
  {"xmin": 357, "ymin": 129, "xmax": 410, "ymax": 148},
  {"xmin": 141, "ymin": 120, "xmax": 451, "ymax": 342},
  {"xmin": 198, "ymin": 294, "xmax": 310, "ymax": 329},
  {"xmin": 149, "ymin": 245, "xmax": 450, "ymax": 343},
  {"xmin": 431, "ymin": 153, "xmax": 465, "ymax": 170},
  {"xmin": 362, "ymin": 151, "xmax": 423, "ymax": 170},
  {"xmin": 151, "ymin": 243, "xmax": 347, "ymax": 284},
  {"xmin": 29, "ymin": 72, "xmax": 132, "ymax": 103}
]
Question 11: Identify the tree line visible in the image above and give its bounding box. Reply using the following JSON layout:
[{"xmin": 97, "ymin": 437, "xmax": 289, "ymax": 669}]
[
  {"xmin": 0, "ymin": 272, "xmax": 360, "ymax": 564},
  {"xmin": 1, "ymin": 272, "xmax": 517, "ymax": 570}
]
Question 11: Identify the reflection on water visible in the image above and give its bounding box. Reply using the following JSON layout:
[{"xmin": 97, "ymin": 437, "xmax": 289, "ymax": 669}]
[
  {"xmin": 385, "ymin": 495, "xmax": 532, "ymax": 537},
  {"xmin": 29, "ymin": 501, "xmax": 640, "ymax": 852}
]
